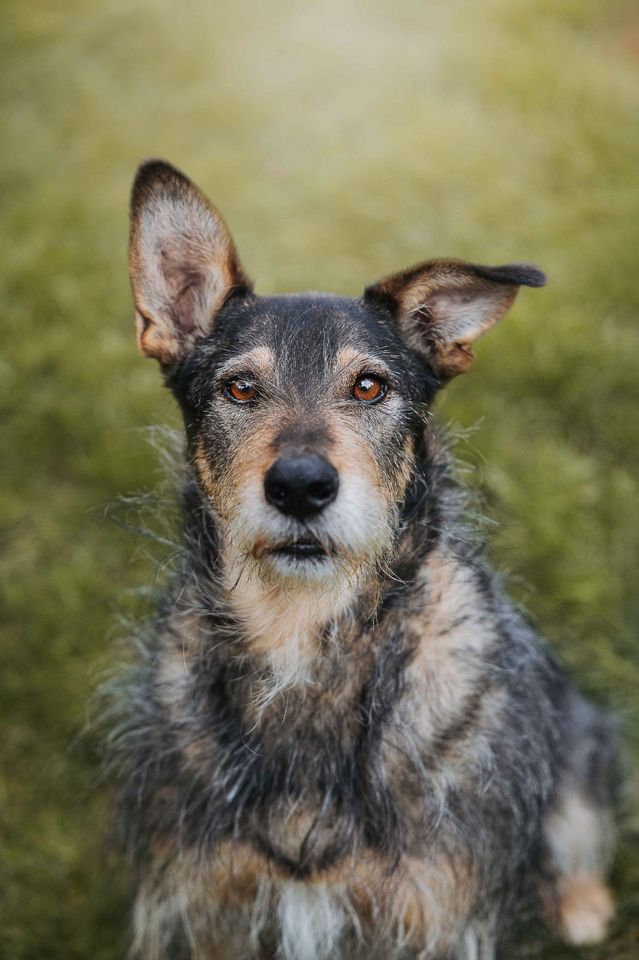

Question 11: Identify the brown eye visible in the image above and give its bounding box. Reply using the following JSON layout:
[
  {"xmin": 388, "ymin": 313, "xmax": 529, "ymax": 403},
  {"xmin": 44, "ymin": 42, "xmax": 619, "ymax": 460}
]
[
  {"xmin": 225, "ymin": 378, "xmax": 257, "ymax": 403},
  {"xmin": 352, "ymin": 373, "xmax": 387, "ymax": 404}
]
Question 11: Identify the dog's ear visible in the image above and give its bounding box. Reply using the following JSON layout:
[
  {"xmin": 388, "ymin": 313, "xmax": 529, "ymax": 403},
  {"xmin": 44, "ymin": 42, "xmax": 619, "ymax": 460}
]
[
  {"xmin": 128, "ymin": 160, "xmax": 252, "ymax": 368},
  {"xmin": 364, "ymin": 258, "xmax": 546, "ymax": 380}
]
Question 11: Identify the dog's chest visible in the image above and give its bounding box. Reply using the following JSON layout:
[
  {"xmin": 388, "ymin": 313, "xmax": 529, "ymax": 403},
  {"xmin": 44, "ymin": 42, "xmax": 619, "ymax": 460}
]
[
  {"xmin": 210, "ymin": 700, "xmax": 409, "ymax": 872},
  {"xmin": 157, "ymin": 555, "xmax": 504, "ymax": 873},
  {"xmin": 160, "ymin": 655, "xmax": 418, "ymax": 874}
]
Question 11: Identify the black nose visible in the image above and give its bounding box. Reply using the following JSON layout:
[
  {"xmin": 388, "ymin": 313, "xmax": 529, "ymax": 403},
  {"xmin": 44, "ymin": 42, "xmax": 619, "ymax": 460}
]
[{"xmin": 264, "ymin": 454, "xmax": 339, "ymax": 521}]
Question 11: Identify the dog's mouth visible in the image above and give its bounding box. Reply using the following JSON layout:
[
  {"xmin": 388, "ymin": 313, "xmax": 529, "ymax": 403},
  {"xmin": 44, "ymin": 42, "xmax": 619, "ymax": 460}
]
[{"xmin": 269, "ymin": 537, "xmax": 329, "ymax": 561}]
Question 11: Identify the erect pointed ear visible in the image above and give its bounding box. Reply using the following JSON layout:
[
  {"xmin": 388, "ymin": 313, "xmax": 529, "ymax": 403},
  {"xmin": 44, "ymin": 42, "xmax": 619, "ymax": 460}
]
[
  {"xmin": 128, "ymin": 160, "xmax": 252, "ymax": 368},
  {"xmin": 364, "ymin": 258, "xmax": 546, "ymax": 380}
]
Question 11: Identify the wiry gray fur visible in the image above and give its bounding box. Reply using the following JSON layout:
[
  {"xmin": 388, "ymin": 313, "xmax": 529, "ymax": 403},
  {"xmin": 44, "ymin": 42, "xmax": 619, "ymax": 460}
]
[
  {"xmin": 106, "ymin": 425, "xmax": 617, "ymax": 960},
  {"xmin": 110, "ymin": 159, "xmax": 619, "ymax": 960}
]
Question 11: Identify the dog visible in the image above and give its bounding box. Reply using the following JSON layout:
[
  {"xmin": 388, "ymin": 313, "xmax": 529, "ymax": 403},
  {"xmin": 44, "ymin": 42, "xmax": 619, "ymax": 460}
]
[{"xmin": 112, "ymin": 159, "xmax": 619, "ymax": 959}]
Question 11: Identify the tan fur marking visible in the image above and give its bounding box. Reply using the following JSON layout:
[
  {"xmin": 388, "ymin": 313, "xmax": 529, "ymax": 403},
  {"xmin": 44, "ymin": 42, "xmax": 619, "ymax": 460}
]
[
  {"xmin": 207, "ymin": 843, "xmax": 286, "ymax": 906},
  {"xmin": 333, "ymin": 346, "xmax": 389, "ymax": 382},
  {"xmin": 404, "ymin": 547, "xmax": 496, "ymax": 732},
  {"xmin": 160, "ymin": 843, "xmax": 477, "ymax": 953},
  {"xmin": 543, "ymin": 787, "xmax": 616, "ymax": 945},
  {"xmin": 217, "ymin": 345, "xmax": 276, "ymax": 381},
  {"xmin": 194, "ymin": 436, "xmax": 219, "ymax": 503},
  {"xmin": 389, "ymin": 855, "xmax": 477, "ymax": 949},
  {"xmin": 556, "ymin": 874, "xmax": 614, "ymax": 945}
]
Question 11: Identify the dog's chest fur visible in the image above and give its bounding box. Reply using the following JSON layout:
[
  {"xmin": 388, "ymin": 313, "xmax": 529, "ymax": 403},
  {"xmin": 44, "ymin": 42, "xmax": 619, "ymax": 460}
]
[{"xmin": 126, "ymin": 539, "xmax": 560, "ymax": 898}]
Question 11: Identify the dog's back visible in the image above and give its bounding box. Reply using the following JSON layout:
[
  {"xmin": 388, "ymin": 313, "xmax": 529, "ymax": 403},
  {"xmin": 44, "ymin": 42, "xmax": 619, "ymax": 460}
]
[{"xmin": 112, "ymin": 160, "xmax": 617, "ymax": 959}]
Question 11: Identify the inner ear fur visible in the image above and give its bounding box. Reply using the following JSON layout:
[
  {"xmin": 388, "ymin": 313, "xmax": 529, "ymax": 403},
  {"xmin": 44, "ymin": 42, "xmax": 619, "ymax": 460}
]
[
  {"xmin": 128, "ymin": 159, "xmax": 252, "ymax": 368},
  {"xmin": 365, "ymin": 258, "xmax": 546, "ymax": 380}
]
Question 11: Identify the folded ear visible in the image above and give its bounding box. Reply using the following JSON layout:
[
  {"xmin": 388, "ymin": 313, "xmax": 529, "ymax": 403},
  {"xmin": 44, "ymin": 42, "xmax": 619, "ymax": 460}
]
[
  {"xmin": 128, "ymin": 160, "xmax": 252, "ymax": 368},
  {"xmin": 364, "ymin": 258, "xmax": 546, "ymax": 380}
]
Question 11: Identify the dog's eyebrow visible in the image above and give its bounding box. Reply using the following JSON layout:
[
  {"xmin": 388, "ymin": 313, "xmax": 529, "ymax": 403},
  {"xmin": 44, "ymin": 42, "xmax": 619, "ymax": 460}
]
[
  {"xmin": 334, "ymin": 347, "xmax": 392, "ymax": 379},
  {"xmin": 216, "ymin": 346, "xmax": 276, "ymax": 378}
]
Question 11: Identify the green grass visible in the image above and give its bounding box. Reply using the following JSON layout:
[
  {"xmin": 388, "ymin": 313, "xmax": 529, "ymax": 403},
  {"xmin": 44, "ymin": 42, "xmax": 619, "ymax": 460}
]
[{"xmin": 1, "ymin": 0, "xmax": 639, "ymax": 956}]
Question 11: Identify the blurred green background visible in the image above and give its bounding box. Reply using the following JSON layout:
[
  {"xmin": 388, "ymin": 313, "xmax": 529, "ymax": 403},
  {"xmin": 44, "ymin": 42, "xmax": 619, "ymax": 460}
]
[{"xmin": 2, "ymin": 0, "xmax": 639, "ymax": 956}]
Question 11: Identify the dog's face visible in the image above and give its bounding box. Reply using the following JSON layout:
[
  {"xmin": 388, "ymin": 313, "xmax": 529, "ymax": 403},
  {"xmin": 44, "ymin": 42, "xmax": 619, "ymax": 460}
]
[
  {"xmin": 129, "ymin": 161, "xmax": 544, "ymax": 595},
  {"xmin": 172, "ymin": 292, "xmax": 430, "ymax": 589}
]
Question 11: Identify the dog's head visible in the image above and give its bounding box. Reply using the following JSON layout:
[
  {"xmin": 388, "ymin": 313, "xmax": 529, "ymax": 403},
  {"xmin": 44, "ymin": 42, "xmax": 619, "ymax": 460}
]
[{"xmin": 129, "ymin": 160, "xmax": 545, "ymax": 600}]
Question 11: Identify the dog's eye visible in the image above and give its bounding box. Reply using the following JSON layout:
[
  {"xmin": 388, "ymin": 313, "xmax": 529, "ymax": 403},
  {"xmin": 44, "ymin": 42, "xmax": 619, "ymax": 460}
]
[
  {"xmin": 225, "ymin": 378, "xmax": 257, "ymax": 403},
  {"xmin": 352, "ymin": 374, "xmax": 387, "ymax": 404}
]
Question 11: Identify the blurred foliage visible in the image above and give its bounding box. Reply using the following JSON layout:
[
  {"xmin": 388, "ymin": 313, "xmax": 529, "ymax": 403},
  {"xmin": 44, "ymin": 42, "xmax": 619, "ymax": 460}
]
[{"xmin": 1, "ymin": 0, "xmax": 638, "ymax": 956}]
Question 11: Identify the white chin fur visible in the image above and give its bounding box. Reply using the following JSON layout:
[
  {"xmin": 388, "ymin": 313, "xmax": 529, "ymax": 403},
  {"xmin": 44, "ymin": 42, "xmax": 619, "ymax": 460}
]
[{"xmin": 261, "ymin": 551, "xmax": 337, "ymax": 583}]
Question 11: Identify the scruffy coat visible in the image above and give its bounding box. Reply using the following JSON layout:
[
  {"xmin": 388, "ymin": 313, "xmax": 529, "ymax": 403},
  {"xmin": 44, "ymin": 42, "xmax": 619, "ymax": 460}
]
[{"xmin": 110, "ymin": 160, "xmax": 617, "ymax": 960}]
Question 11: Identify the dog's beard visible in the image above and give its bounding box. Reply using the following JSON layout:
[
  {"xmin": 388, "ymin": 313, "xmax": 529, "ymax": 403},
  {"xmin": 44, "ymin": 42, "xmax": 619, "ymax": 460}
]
[{"xmin": 221, "ymin": 468, "xmax": 396, "ymax": 590}]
